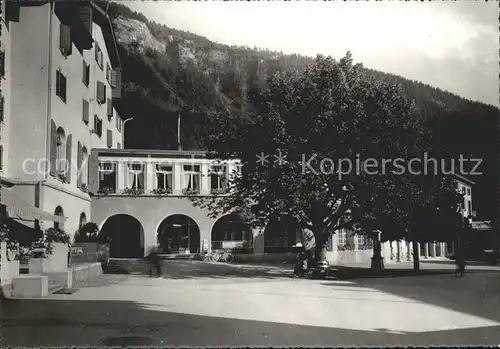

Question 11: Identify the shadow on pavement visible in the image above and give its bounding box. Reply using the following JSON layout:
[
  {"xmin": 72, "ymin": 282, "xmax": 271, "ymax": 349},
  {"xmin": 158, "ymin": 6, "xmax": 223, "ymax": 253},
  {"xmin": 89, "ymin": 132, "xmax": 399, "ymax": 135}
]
[
  {"xmin": 322, "ymin": 267, "xmax": 500, "ymax": 323},
  {"xmin": 2, "ymin": 297, "xmax": 499, "ymax": 347},
  {"xmin": 106, "ymin": 260, "xmax": 295, "ymax": 280}
]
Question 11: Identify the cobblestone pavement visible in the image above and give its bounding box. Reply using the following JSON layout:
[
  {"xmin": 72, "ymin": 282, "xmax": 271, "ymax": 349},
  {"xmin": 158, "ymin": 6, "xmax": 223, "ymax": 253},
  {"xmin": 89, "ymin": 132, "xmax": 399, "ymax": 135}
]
[{"xmin": 2, "ymin": 261, "xmax": 499, "ymax": 347}]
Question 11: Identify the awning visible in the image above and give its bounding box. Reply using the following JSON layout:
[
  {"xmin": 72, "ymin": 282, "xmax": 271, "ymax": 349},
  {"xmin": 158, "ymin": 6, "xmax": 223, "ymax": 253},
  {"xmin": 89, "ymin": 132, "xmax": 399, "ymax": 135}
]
[{"xmin": 0, "ymin": 187, "xmax": 67, "ymax": 224}]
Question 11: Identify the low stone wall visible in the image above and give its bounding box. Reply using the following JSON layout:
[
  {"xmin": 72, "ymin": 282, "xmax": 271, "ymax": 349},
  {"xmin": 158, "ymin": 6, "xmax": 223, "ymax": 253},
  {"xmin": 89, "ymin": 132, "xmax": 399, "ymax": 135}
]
[
  {"xmin": 11, "ymin": 275, "xmax": 49, "ymax": 298},
  {"xmin": 336, "ymin": 250, "xmax": 373, "ymax": 264},
  {"xmin": 72, "ymin": 262, "xmax": 103, "ymax": 283}
]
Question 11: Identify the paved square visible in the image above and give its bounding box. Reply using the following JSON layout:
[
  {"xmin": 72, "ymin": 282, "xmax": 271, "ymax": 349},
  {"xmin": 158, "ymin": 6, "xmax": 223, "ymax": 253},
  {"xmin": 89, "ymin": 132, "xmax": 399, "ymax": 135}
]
[{"xmin": 2, "ymin": 261, "xmax": 500, "ymax": 346}]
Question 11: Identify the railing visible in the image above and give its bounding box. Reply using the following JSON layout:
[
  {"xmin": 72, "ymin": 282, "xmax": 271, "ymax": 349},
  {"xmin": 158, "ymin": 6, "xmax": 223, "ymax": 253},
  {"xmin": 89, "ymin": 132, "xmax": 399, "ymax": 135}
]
[{"xmin": 211, "ymin": 241, "xmax": 223, "ymax": 250}]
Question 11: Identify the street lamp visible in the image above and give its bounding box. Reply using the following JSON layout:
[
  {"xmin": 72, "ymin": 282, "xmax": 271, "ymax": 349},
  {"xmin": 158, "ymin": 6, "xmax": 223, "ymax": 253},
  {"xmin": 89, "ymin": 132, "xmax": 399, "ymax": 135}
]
[{"xmin": 122, "ymin": 117, "xmax": 134, "ymax": 148}]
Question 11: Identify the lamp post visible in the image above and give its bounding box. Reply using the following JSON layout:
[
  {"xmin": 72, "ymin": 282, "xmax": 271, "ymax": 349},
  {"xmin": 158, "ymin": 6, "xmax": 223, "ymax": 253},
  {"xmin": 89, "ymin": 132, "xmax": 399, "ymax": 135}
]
[{"xmin": 122, "ymin": 117, "xmax": 134, "ymax": 149}]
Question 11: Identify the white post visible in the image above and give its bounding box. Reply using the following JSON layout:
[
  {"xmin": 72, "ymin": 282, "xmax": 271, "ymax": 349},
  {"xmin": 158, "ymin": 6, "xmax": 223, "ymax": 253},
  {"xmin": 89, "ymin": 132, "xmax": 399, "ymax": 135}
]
[
  {"xmin": 146, "ymin": 162, "xmax": 154, "ymax": 192},
  {"xmin": 200, "ymin": 162, "xmax": 210, "ymax": 195}
]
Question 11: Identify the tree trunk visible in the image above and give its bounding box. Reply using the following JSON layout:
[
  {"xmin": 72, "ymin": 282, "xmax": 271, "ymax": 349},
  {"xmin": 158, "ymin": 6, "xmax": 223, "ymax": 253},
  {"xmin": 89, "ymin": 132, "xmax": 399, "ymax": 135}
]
[
  {"xmin": 314, "ymin": 234, "xmax": 328, "ymax": 262},
  {"xmin": 412, "ymin": 240, "xmax": 420, "ymax": 272},
  {"xmin": 370, "ymin": 232, "xmax": 385, "ymax": 274}
]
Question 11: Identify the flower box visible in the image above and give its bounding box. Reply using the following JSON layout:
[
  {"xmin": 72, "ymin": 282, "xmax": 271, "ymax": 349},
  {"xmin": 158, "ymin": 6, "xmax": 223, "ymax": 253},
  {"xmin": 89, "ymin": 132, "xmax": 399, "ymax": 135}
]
[
  {"xmin": 152, "ymin": 188, "xmax": 172, "ymax": 195},
  {"xmin": 97, "ymin": 187, "xmax": 115, "ymax": 195},
  {"xmin": 182, "ymin": 188, "xmax": 199, "ymax": 195},
  {"xmin": 210, "ymin": 188, "xmax": 227, "ymax": 195},
  {"xmin": 123, "ymin": 188, "xmax": 144, "ymax": 196},
  {"xmin": 29, "ymin": 257, "xmax": 51, "ymax": 274},
  {"xmin": 28, "ymin": 243, "xmax": 69, "ymax": 274}
]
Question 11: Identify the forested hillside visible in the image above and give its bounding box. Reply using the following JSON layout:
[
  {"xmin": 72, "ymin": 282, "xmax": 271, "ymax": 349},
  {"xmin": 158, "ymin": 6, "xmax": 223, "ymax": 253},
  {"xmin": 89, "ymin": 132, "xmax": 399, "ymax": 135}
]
[{"xmin": 105, "ymin": 2, "xmax": 498, "ymax": 223}]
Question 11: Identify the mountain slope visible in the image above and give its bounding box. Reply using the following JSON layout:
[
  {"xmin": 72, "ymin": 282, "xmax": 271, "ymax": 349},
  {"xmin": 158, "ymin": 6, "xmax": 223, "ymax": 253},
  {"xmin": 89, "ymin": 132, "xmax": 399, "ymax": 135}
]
[{"xmin": 107, "ymin": 2, "xmax": 498, "ymax": 223}]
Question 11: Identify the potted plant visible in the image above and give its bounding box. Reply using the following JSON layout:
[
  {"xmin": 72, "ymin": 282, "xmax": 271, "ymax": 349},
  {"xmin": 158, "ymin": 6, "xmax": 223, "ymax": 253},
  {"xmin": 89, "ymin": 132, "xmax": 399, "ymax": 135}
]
[
  {"xmin": 97, "ymin": 186, "xmax": 114, "ymax": 195},
  {"xmin": 0, "ymin": 224, "xmax": 19, "ymax": 261},
  {"xmin": 152, "ymin": 187, "xmax": 172, "ymax": 195},
  {"xmin": 29, "ymin": 228, "xmax": 71, "ymax": 273},
  {"xmin": 210, "ymin": 188, "xmax": 226, "ymax": 195},
  {"xmin": 58, "ymin": 170, "xmax": 67, "ymax": 182},
  {"xmin": 182, "ymin": 188, "xmax": 199, "ymax": 195},
  {"xmin": 80, "ymin": 183, "xmax": 89, "ymax": 193},
  {"xmin": 123, "ymin": 188, "xmax": 144, "ymax": 196}
]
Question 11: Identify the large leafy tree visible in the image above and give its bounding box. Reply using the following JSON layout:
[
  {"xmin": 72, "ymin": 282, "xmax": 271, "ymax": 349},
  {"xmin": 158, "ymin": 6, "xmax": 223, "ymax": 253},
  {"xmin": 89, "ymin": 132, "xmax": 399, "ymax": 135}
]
[{"xmin": 195, "ymin": 52, "xmax": 425, "ymax": 261}]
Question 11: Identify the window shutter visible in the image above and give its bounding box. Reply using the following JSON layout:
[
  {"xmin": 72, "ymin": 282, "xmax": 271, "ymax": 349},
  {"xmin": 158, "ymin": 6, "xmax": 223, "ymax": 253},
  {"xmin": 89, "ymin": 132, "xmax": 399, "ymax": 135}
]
[
  {"xmin": 93, "ymin": 114, "xmax": 98, "ymax": 131},
  {"xmin": 111, "ymin": 69, "xmax": 122, "ymax": 98},
  {"xmin": 96, "ymin": 81, "xmax": 104, "ymax": 103},
  {"xmin": 77, "ymin": 142, "xmax": 82, "ymax": 188},
  {"xmin": 107, "ymin": 130, "xmax": 113, "ymax": 148},
  {"xmin": 88, "ymin": 150, "xmax": 99, "ymax": 194},
  {"xmin": 106, "ymin": 64, "xmax": 110, "ymax": 82},
  {"xmin": 55, "ymin": 70, "xmax": 60, "ymax": 97},
  {"xmin": 61, "ymin": 73, "xmax": 67, "ymax": 102},
  {"xmin": 85, "ymin": 64, "xmax": 90, "ymax": 85},
  {"xmin": 50, "ymin": 120, "xmax": 57, "ymax": 176},
  {"xmin": 0, "ymin": 96, "xmax": 4, "ymax": 123},
  {"xmin": 95, "ymin": 43, "xmax": 99, "ymax": 62},
  {"xmin": 0, "ymin": 51, "xmax": 4, "ymax": 77},
  {"xmin": 82, "ymin": 99, "xmax": 89, "ymax": 123},
  {"xmin": 65, "ymin": 134, "xmax": 72, "ymax": 183},
  {"xmin": 107, "ymin": 98, "xmax": 113, "ymax": 117}
]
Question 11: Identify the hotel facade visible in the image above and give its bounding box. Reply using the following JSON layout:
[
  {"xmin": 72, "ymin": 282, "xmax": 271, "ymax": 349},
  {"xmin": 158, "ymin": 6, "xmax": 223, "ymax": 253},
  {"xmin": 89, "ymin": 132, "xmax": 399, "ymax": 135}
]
[{"xmin": 0, "ymin": 1, "xmax": 123, "ymax": 239}]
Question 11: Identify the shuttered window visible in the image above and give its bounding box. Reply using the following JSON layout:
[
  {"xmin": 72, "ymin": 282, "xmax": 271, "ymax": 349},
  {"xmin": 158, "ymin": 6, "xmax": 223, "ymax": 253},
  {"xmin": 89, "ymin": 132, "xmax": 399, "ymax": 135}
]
[
  {"xmin": 106, "ymin": 63, "xmax": 111, "ymax": 83},
  {"xmin": 95, "ymin": 43, "xmax": 103, "ymax": 68},
  {"xmin": 77, "ymin": 142, "xmax": 83, "ymax": 188},
  {"xmin": 56, "ymin": 70, "xmax": 67, "ymax": 102},
  {"xmin": 82, "ymin": 60, "xmax": 90, "ymax": 86},
  {"xmin": 50, "ymin": 120, "xmax": 57, "ymax": 176},
  {"xmin": 0, "ymin": 146, "xmax": 3, "ymax": 171},
  {"xmin": 93, "ymin": 115, "xmax": 102, "ymax": 138},
  {"xmin": 0, "ymin": 51, "xmax": 4, "ymax": 77},
  {"xmin": 59, "ymin": 24, "xmax": 72, "ymax": 56},
  {"xmin": 107, "ymin": 98, "xmax": 113, "ymax": 118},
  {"xmin": 111, "ymin": 69, "xmax": 121, "ymax": 98},
  {"xmin": 0, "ymin": 95, "xmax": 4, "ymax": 123},
  {"xmin": 96, "ymin": 81, "xmax": 106, "ymax": 103},
  {"xmin": 107, "ymin": 130, "xmax": 113, "ymax": 148},
  {"xmin": 82, "ymin": 99, "xmax": 89, "ymax": 124},
  {"xmin": 65, "ymin": 134, "xmax": 72, "ymax": 183}
]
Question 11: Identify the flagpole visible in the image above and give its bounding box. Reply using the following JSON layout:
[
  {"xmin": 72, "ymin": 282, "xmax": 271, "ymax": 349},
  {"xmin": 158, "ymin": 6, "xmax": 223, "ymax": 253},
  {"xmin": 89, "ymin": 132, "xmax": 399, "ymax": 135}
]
[{"xmin": 177, "ymin": 111, "xmax": 182, "ymax": 151}]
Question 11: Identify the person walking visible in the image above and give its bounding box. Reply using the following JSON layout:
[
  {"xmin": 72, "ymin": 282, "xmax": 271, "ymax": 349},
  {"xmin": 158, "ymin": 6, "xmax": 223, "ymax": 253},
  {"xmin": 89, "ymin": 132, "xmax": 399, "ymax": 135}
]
[
  {"xmin": 146, "ymin": 246, "xmax": 162, "ymax": 278},
  {"xmin": 455, "ymin": 248, "xmax": 465, "ymax": 277}
]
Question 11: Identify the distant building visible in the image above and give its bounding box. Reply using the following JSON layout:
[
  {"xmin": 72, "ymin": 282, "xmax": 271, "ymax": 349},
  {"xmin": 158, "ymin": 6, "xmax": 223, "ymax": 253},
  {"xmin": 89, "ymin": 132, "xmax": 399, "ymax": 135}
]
[{"xmin": 0, "ymin": 1, "xmax": 123, "ymax": 238}]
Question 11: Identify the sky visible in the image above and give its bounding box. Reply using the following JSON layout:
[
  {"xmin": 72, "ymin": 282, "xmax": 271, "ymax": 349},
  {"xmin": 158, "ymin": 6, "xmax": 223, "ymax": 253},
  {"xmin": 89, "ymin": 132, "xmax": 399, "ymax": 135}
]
[{"xmin": 124, "ymin": 1, "xmax": 498, "ymax": 107}]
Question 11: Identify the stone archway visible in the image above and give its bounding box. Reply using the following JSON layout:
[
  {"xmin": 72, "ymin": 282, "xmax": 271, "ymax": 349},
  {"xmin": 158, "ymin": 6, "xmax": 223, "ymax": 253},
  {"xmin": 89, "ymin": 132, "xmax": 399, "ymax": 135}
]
[
  {"xmin": 211, "ymin": 213, "xmax": 253, "ymax": 252},
  {"xmin": 157, "ymin": 214, "xmax": 200, "ymax": 254},
  {"xmin": 100, "ymin": 214, "xmax": 145, "ymax": 258}
]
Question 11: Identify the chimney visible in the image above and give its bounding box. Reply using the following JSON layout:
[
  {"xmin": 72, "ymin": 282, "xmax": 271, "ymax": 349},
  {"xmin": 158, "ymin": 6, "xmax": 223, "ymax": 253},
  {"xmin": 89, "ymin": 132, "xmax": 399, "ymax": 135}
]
[{"xmin": 177, "ymin": 111, "xmax": 182, "ymax": 151}]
